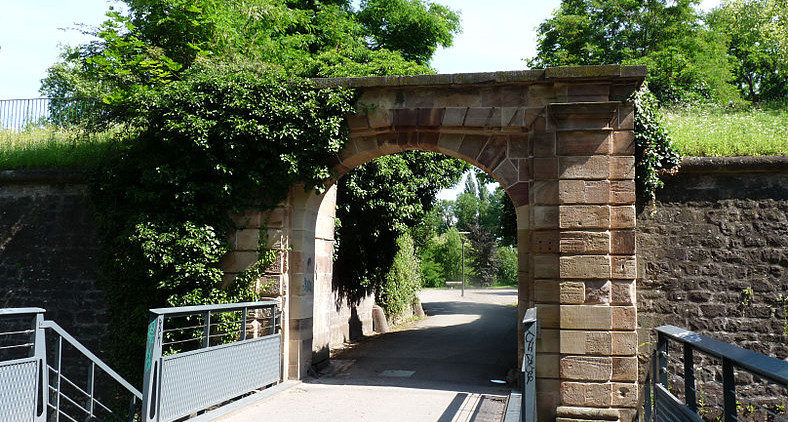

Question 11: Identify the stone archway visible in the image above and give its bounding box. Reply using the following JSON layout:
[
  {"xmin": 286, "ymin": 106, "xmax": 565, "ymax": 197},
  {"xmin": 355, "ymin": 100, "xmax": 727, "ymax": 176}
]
[{"xmin": 223, "ymin": 65, "xmax": 644, "ymax": 422}]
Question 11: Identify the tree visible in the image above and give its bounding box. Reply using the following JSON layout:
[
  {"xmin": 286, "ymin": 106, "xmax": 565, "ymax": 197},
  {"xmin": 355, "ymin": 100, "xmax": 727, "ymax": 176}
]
[
  {"xmin": 707, "ymin": 0, "xmax": 788, "ymax": 102},
  {"xmin": 527, "ymin": 0, "xmax": 739, "ymax": 104},
  {"xmin": 333, "ymin": 151, "xmax": 467, "ymax": 304}
]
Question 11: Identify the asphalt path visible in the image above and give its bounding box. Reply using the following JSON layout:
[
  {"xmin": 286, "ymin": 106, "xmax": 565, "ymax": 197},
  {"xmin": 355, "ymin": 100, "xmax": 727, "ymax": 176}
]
[{"xmin": 219, "ymin": 288, "xmax": 518, "ymax": 422}]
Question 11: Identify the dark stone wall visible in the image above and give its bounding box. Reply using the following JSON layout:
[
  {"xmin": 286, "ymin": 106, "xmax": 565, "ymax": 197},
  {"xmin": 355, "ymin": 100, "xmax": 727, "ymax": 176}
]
[
  {"xmin": 637, "ymin": 156, "xmax": 788, "ymax": 359},
  {"xmin": 0, "ymin": 171, "xmax": 107, "ymax": 353}
]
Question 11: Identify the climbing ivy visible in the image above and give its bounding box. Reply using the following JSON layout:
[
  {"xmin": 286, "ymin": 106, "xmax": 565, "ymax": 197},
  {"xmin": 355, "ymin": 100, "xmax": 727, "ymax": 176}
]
[
  {"xmin": 632, "ymin": 86, "xmax": 682, "ymax": 203},
  {"xmin": 90, "ymin": 59, "xmax": 354, "ymax": 381}
]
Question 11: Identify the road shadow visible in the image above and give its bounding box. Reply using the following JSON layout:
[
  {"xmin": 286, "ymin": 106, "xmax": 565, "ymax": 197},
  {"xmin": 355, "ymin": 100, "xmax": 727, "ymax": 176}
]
[{"xmin": 305, "ymin": 292, "xmax": 518, "ymax": 396}]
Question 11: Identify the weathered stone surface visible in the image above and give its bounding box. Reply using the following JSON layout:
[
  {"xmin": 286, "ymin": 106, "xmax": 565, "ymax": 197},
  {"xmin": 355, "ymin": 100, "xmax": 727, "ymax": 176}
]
[
  {"xmin": 559, "ymin": 205, "xmax": 610, "ymax": 229},
  {"xmin": 560, "ymin": 382, "xmax": 612, "ymax": 407},
  {"xmin": 561, "ymin": 331, "xmax": 612, "ymax": 355},
  {"xmin": 561, "ymin": 305, "xmax": 613, "ymax": 330},
  {"xmin": 560, "ymin": 231, "xmax": 610, "ymax": 254},
  {"xmin": 611, "ymin": 357, "xmax": 638, "ymax": 382},
  {"xmin": 560, "ymin": 282, "xmax": 586, "ymax": 304},
  {"xmin": 559, "ymin": 156, "xmax": 609, "ymax": 179},
  {"xmin": 560, "ymin": 255, "xmax": 611, "ymax": 279}
]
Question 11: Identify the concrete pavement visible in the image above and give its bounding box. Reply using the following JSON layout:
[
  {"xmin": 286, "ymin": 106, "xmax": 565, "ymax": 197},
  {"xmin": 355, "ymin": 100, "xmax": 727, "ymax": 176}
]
[{"xmin": 217, "ymin": 288, "xmax": 518, "ymax": 422}]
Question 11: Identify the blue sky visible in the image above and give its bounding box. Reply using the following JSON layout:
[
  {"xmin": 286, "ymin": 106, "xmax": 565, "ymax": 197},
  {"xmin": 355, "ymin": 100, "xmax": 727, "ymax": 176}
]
[{"xmin": 0, "ymin": 0, "xmax": 721, "ymax": 99}]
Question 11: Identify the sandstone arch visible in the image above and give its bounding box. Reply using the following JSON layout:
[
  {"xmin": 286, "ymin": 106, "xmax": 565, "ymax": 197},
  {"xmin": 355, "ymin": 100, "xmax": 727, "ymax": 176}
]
[{"xmin": 223, "ymin": 65, "xmax": 644, "ymax": 421}]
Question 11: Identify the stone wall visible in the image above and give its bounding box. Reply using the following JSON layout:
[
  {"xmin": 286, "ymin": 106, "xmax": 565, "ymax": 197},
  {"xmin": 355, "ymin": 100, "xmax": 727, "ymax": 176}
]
[
  {"xmin": 0, "ymin": 171, "xmax": 107, "ymax": 353},
  {"xmin": 637, "ymin": 156, "xmax": 788, "ymax": 362}
]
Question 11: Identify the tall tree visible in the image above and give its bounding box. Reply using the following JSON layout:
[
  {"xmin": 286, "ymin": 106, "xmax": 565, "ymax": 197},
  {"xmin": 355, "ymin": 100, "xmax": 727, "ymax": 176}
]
[
  {"xmin": 707, "ymin": 0, "xmax": 788, "ymax": 102},
  {"xmin": 527, "ymin": 0, "xmax": 739, "ymax": 103}
]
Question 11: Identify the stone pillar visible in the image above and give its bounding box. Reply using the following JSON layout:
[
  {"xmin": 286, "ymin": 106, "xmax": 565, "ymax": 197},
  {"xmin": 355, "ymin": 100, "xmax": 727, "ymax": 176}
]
[
  {"xmin": 311, "ymin": 185, "xmax": 337, "ymax": 368},
  {"xmin": 547, "ymin": 98, "xmax": 639, "ymax": 422}
]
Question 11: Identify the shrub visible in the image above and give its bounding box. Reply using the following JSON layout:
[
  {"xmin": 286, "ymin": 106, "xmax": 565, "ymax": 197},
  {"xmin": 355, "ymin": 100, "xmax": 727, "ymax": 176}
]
[{"xmin": 379, "ymin": 233, "xmax": 421, "ymax": 319}]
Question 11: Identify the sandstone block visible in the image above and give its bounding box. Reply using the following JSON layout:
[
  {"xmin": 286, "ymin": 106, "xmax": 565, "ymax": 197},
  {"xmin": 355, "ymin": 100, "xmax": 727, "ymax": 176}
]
[
  {"xmin": 560, "ymin": 282, "xmax": 586, "ymax": 304},
  {"xmin": 610, "ymin": 206, "xmax": 635, "ymax": 229},
  {"xmin": 612, "ymin": 382, "xmax": 638, "ymax": 407},
  {"xmin": 610, "ymin": 156, "xmax": 635, "ymax": 180},
  {"xmin": 537, "ymin": 304, "xmax": 560, "ymax": 329},
  {"xmin": 518, "ymin": 158, "xmax": 531, "ymax": 182},
  {"xmin": 611, "ymin": 256, "xmax": 636, "ymax": 279},
  {"xmin": 532, "ymin": 131, "xmax": 556, "ymax": 156},
  {"xmin": 612, "ymin": 357, "xmax": 638, "ymax": 382},
  {"xmin": 493, "ymin": 159, "xmax": 519, "ymax": 188},
  {"xmin": 534, "ymin": 254, "xmax": 559, "ymax": 278},
  {"xmin": 537, "ymin": 328, "xmax": 560, "ymax": 353},
  {"xmin": 508, "ymin": 134, "xmax": 530, "ymax": 158},
  {"xmin": 560, "ymin": 231, "xmax": 610, "ymax": 254},
  {"xmin": 508, "ymin": 182, "xmax": 530, "ymax": 207},
  {"xmin": 560, "ymin": 356, "xmax": 612, "ymax": 381},
  {"xmin": 442, "ymin": 107, "xmax": 468, "ymax": 126},
  {"xmin": 534, "ymin": 206, "xmax": 559, "ymax": 229},
  {"xmin": 559, "ymin": 156, "xmax": 609, "ymax": 179},
  {"xmin": 610, "ymin": 230, "xmax": 635, "ymax": 255},
  {"xmin": 610, "ymin": 281, "xmax": 635, "ymax": 305},
  {"xmin": 559, "ymin": 205, "xmax": 610, "ymax": 229},
  {"xmin": 559, "ymin": 255, "xmax": 611, "ymax": 279},
  {"xmin": 516, "ymin": 205, "xmax": 531, "ymax": 229},
  {"xmin": 533, "ymin": 157, "xmax": 558, "ymax": 179},
  {"xmin": 612, "ymin": 131, "xmax": 634, "ymax": 155},
  {"xmin": 585, "ymin": 280, "xmax": 611, "ymax": 304},
  {"xmin": 539, "ymin": 353, "xmax": 561, "ymax": 378},
  {"xmin": 610, "ymin": 180, "xmax": 636, "ymax": 204},
  {"xmin": 560, "ymin": 330, "xmax": 612, "ymax": 355},
  {"xmin": 561, "ymin": 382, "xmax": 611, "ymax": 407},
  {"xmin": 534, "ymin": 280, "xmax": 560, "ymax": 303},
  {"xmin": 533, "ymin": 180, "xmax": 559, "ymax": 204},
  {"xmin": 612, "ymin": 306, "xmax": 637, "ymax": 330},
  {"xmin": 560, "ymin": 305, "xmax": 613, "ymax": 330},
  {"xmin": 557, "ymin": 131, "xmax": 611, "ymax": 155},
  {"xmin": 532, "ymin": 230, "xmax": 559, "ymax": 254},
  {"xmin": 611, "ymin": 332, "xmax": 638, "ymax": 356}
]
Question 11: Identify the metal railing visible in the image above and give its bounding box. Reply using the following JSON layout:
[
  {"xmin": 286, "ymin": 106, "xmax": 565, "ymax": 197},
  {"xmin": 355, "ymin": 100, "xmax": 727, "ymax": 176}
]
[
  {"xmin": 0, "ymin": 98, "xmax": 97, "ymax": 131},
  {"xmin": 142, "ymin": 300, "xmax": 282, "ymax": 422},
  {"xmin": 644, "ymin": 325, "xmax": 788, "ymax": 422},
  {"xmin": 0, "ymin": 308, "xmax": 142, "ymax": 422}
]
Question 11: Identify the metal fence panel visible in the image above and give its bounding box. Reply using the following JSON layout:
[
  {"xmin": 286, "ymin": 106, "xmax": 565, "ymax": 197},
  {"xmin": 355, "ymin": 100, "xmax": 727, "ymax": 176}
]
[
  {"xmin": 158, "ymin": 333, "xmax": 281, "ymax": 421},
  {"xmin": 0, "ymin": 357, "xmax": 38, "ymax": 422}
]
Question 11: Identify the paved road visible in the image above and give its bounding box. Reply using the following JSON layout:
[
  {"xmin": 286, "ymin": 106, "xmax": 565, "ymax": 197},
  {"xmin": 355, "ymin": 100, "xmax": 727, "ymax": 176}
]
[{"xmin": 219, "ymin": 288, "xmax": 518, "ymax": 422}]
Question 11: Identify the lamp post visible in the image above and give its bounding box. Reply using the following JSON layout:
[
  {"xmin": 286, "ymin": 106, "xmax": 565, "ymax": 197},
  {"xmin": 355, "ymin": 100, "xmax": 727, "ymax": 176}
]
[{"xmin": 458, "ymin": 231, "xmax": 470, "ymax": 297}]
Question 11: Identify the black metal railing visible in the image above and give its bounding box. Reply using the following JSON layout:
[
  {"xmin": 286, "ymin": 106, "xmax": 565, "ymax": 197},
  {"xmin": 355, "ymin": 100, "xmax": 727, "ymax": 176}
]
[
  {"xmin": 644, "ymin": 325, "xmax": 788, "ymax": 422},
  {"xmin": 0, "ymin": 98, "xmax": 99, "ymax": 131}
]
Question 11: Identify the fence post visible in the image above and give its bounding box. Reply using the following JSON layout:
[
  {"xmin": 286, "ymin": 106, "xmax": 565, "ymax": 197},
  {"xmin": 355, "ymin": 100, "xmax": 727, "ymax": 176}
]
[
  {"xmin": 521, "ymin": 307, "xmax": 538, "ymax": 422},
  {"xmin": 682, "ymin": 343, "xmax": 697, "ymax": 413},
  {"xmin": 33, "ymin": 312, "xmax": 47, "ymax": 422},
  {"xmin": 721, "ymin": 357, "xmax": 737, "ymax": 422},
  {"xmin": 142, "ymin": 314, "xmax": 163, "ymax": 422}
]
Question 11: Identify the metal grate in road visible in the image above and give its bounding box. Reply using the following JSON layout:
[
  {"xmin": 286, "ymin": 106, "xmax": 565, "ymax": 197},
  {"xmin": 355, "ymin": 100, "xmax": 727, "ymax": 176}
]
[{"xmin": 451, "ymin": 393, "xmax": 507, "ymax": 422}]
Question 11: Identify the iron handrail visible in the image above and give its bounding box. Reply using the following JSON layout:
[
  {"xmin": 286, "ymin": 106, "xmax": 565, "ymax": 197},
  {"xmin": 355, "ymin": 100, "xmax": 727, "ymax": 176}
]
[
  {"xmin": 148, "ymin": 299, "xmax": 280, "ymax": 317},
  {"xmin": 0, "ymin": 307, "xmax": 46, "ymax": 316},
  {"xmin": 655, "ymin": 325, "xmax": 788, "ymax": 386},
  {"xmin": 39, "ymin": 320, "xmax": 142, "ymax": 399}
]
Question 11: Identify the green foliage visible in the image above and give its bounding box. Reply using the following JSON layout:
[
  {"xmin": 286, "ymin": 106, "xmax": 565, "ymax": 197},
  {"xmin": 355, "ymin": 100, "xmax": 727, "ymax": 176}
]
[
  {"xmin": 90, "ymin": 61, "xmax": 353, "ymax": 381},
  {"xmin": 379, "ymin": 233, "xmax": 421, "ymax": 318},
  {"xmin": 357, "ymin": 0, "xmax": 461, "ymax": 64},
  {"xmin": 333, "ymin": 151, "xmax": 467, "ymax": 306},
  {"xmin": 527, "ymin": 0, "xmax": 739, "ymax": 105},
  {"xmin": 662, "ymin": 103, "xmax": 788, "ymax": 156},
  {"xmin": 418, "ymin": 227, "xmax": 467, "ymax": 286},
  {"xmin": 706, "ymin": 0, "xmax": 788, "ymax": 102},
  {"xmin": 632, "ymin": 87, "xmax": 682, "ymax": 202},
  {"xmin": 466, "ymin": 223, "xmax": 498, "ymax": 286},
  {"xmin": 494, "ymin": 245, "xmax": 518, "ymax": 287}
]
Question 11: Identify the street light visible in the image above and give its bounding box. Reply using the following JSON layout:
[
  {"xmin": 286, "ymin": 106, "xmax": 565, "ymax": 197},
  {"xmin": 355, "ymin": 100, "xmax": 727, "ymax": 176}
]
[{"xmin": 458, "ymin": 231, "xmax": 470, "ymax": 297}]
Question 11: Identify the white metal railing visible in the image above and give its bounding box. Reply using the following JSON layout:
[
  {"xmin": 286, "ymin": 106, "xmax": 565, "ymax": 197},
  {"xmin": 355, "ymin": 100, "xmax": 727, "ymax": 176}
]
[{"xmin": 142, "ymin": 300, "xmax": 282, "ymax": 422}]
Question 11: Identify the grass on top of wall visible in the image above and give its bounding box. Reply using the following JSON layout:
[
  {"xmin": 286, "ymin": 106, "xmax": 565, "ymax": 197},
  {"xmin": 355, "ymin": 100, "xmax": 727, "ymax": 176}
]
[
  {"xmin": 0, "ymin": 127, "xmax": 123, "ymax": 169},
  {"xmin": 661, "ymin": 104, "xmax": 788, "ymax": 157}
]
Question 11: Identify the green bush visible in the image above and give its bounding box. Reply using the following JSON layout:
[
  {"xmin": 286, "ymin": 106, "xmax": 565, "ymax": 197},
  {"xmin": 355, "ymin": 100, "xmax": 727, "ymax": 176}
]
[
  {"xmin": 494, "ymin": 245, "xmax": 518, "ymax": 287},
  {"xmin": 91, "ymin": 60, "xmax": 353, "ymax": 382},
  {"xmin": 379, "ymin": 233, "xmax": 421, "ymax": 319}
]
